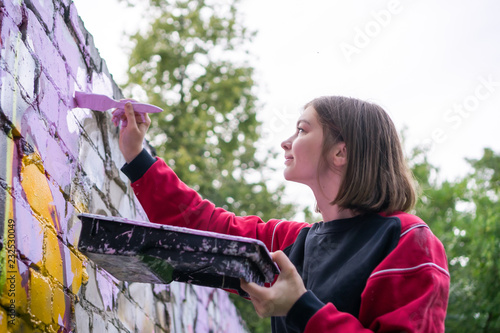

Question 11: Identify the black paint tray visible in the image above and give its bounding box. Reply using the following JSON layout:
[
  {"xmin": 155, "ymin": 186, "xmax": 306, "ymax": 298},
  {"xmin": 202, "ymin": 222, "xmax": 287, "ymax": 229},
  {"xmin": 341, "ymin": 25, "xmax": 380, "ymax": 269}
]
[{"xmin": 77, "ymin": 213, "xmax": 279, "ymax": 296}]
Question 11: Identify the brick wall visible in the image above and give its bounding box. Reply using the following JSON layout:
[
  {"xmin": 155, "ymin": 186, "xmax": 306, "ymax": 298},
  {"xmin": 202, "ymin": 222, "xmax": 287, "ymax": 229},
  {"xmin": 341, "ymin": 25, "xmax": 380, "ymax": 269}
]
[{"xmin": 0, "ymin": 1, "xmax": 248, "ymax": 332}]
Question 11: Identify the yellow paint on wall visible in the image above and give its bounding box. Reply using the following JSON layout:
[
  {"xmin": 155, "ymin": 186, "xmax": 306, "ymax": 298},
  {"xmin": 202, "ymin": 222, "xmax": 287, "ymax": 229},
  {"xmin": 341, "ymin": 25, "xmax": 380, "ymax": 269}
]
[
  {"xmin": 0, "ymin": 266, "xmax": 28, "ymax": 316},
  {"xmin": 20, "ymin": 160, "xmax": 55, "ymax": 230},
  {"xmin": 43, "ymin": 230, "xmax": 64, "ymax": 286},
  {"xmin": 6, "ymin": 315, "xmax": 36, "ymax": 333},
  {"xmin": 69, "ymin": 250, "xmax": 85, "ymax": 293},
  {"xmin": 52, "ymin": 285, "xmax": 66, "ymax": 328},
  {"xmin": 29, "ymin": 269, "xmax": 52, "ymax": 326}
]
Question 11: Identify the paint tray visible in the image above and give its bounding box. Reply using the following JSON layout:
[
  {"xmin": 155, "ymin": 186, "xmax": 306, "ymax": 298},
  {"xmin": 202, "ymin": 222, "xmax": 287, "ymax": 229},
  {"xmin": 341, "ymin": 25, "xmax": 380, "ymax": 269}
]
[{"xmin": 77, "ymin": 213, "xmax": 279, "ymax": 296}]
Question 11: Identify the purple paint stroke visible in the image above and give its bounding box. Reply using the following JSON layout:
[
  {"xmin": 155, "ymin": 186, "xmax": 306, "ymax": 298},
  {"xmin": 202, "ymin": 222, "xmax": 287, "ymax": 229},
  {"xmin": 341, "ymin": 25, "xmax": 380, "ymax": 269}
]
[
  {"xmin": 13, "ymin": 183, "xmax": 44, "ymax": 265},
  {"xmin": 63, "ymin": 245, "xmax": 75, "ymax": 290},
  {"xmin": 196, "ymin": 297, "xmax": 210, "ymax": 333},
  {"xmin": 95, "ymin": 267, "xmax": 119, "ymax": 311},
  {"xmin": 115, "ymin": 230, "xmax": 133, "ymax": 243},
  {"xmin": 25, "ymin": 8, "xmax": 69, "ymax": 99},
  {"xmin": 67, "ymin": 3, "xmax": 93, "ymax": 73},
  {"xmin": 28, "ymin": 0, "xmax": 55, "ymax": 31},
  {"xmin": 1, "ymin": 0, "xmax": 23, "ymax": 26},
  {"xmin": 73, "ymin": 91, "xmax": 163, "ymax": 127},
  {"xmin": 17, "ymin": 259, "xmax": 30, "ymax": 296},
  {"xmin": 53, "ymin": 13, "xmax": 83, "ymax": 85}
]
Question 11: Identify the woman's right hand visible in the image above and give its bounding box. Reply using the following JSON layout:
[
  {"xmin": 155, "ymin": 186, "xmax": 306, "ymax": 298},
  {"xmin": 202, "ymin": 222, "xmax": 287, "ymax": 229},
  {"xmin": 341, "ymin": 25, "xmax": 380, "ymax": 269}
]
[
  {"xmin": 116, "ymin": 102, "xmax": 151, "ymax": 163},
  {"xmin": 240, "ymin": 251, "xmax": 307, "ymax": 318}
]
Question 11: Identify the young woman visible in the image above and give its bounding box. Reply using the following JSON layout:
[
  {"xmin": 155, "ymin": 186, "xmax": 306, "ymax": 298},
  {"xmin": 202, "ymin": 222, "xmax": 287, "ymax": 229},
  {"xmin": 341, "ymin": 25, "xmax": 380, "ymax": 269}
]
[{"xmin": 117, "ymin": 96, "xmax": 450, "ymax": 332}]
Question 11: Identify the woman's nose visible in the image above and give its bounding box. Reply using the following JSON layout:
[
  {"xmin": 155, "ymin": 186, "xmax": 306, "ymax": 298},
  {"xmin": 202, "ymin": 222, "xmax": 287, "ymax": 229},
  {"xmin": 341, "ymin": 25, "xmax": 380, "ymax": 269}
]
[{"xmin": 281, "ymin": 137, "xmax": 291, "ymax": 150}]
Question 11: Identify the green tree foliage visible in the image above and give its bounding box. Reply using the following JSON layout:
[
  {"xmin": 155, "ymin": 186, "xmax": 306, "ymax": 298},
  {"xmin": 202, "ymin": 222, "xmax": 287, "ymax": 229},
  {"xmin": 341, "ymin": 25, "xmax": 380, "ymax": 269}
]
[
  {"xmin": 123, "ymin": 1, "xmax": 293, "ymax": 331},
  {"xmin": 124, "ymin": 0, "xmax": 294, "ymax": 221},
  {"xmin": 411, "ymin": 147, "xmax": 500, "ymax": 332}
]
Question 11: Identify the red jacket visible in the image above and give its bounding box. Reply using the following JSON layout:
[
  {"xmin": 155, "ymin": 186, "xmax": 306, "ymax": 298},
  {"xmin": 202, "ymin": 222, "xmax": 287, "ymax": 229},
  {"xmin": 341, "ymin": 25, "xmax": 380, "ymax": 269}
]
[{"xmin": 126, "ymin": 155, "xmax": 450, "ymax": 332}]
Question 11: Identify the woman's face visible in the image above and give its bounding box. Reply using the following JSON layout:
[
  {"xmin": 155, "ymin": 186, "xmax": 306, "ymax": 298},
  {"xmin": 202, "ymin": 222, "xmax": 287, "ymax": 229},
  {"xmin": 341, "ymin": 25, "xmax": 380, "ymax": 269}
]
[{"xmin": 281, "ymin": 106, "xmax": 326, "ymax": 185}]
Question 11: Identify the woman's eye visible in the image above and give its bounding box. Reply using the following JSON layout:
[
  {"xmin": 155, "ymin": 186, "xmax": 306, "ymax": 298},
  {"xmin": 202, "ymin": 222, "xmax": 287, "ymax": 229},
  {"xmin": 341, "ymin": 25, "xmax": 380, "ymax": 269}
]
[{"xmin": 297, "ymin": 127, "xmax": 304, "ymax": 134}]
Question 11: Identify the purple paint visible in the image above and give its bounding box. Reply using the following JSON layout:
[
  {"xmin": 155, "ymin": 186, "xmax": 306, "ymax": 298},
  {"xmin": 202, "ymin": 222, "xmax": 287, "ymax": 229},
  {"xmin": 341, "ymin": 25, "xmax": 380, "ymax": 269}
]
[
  {"xmin": 53, "ymin": 14, "xmax": 83, "ymax": 83},
  {"xmin": 1, "ymin": 0, "xmax": 23, "ymax": 26},
  {"xmin": 67, "ymin": 3, "xmax": 94, "ymax": 72},
  {"xmin": 27, "ymin": 0, "xmax": 55, "ymax": 31},
  {"xmin": 37, "ymin": 72, "xmax": 62, "ymax": 127},
  {"xmin": 13, "ymin": 180, "xmax": 44, "ymax": 265},
  {"xmin": 25, "ymin": 9, "xmax": 69, "ymax": 98},
  {"xmin": 62, "ymin": 245, "xmax": 75, "ymax": 291},
  {"xmin": 95, "ymin": 268, "xmax": 119, "ymax": 311}
]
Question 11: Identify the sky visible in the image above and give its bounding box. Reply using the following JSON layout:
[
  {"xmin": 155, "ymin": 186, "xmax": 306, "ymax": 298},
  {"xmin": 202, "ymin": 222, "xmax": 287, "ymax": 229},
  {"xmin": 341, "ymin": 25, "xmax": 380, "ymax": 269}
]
[{"xmin": 74, "ymin": 0, "xmax": 500, "ymax": 218}]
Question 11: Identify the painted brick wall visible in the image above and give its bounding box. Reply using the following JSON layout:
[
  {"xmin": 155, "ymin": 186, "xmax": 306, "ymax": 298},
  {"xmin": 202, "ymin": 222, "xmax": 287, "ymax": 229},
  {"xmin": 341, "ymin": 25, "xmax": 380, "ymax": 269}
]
[{"xmin": 0, "ymin": 1, "xmax": 248, "ymax": 332}]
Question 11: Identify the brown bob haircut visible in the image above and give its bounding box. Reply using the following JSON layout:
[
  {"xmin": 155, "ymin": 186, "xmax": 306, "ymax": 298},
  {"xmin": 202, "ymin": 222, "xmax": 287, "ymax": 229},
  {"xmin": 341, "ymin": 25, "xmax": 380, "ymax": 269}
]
[{"xmin": 305, "ymin": 96, "xmax": 416, "ymax": 214}]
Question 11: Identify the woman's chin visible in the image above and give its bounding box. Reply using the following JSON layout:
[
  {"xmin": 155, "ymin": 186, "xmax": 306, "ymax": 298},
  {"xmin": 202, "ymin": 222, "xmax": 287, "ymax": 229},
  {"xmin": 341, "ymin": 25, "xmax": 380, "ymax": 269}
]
[{"xmin": 283, "ymin": 173, "xmax": 301, "ymax": 184}]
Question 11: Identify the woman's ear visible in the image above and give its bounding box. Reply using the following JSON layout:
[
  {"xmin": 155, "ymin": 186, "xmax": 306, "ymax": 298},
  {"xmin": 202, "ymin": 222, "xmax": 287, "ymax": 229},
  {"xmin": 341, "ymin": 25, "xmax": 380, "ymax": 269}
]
[{"xmin": 331, "ymin": 142, "xmax": 347, "ymax": 167}]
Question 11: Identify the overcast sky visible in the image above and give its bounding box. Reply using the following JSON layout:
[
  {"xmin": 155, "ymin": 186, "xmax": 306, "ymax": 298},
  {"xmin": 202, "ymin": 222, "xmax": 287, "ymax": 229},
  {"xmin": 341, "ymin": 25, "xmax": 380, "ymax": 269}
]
[{"xmin": 74, "ymin": 0, "xmax": 500, "ymax": 217}]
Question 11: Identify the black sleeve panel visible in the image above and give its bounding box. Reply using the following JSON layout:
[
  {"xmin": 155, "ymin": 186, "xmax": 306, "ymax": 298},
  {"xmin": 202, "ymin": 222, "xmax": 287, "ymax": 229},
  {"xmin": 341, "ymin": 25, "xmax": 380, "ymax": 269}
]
[
  {"xmin": 120, "ymin": 148, "xmax": 157, "ymax": 183},
  {"xmin": 286, "ymin": 290, "xmax": 325, "ymax": 332}
]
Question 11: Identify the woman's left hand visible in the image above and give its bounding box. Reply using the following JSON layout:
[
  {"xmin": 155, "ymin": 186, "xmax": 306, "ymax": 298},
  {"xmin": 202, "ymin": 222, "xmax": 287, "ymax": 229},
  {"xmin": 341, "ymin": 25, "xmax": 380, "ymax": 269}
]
[{"xmin": 240, "ymin": 250, "xmax": 307, "ymax": 318}]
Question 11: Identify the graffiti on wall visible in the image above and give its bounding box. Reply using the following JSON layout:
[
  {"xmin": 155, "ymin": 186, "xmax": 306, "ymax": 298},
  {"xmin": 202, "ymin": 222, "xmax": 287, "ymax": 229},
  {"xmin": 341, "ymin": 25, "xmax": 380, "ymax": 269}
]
[
  {"xmin": 0, "ymin": 1, "xmax": 94, "ymax": 330},
  {"xmin": 0, "ymin": 1, "xmax": 248, "ymax": 332}
]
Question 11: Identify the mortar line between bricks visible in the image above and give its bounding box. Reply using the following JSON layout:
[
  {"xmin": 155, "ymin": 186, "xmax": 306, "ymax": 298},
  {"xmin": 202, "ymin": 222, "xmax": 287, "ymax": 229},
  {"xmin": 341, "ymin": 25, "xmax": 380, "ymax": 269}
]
[
  {"xmin": 117, "ymin": 289, "xmax": 160, "ymax": 330},
  {"xmin": 0, "ymin": 59, "xmax": 36, "ymax": 110},
  {"xmin": 92, "ymin": 183, "xmax": 120, "ymax": 217},
  {"xmin": 73, "ymin": 112, "xmax": 107, "ymax": 161},
  {"xmin": 95, "ymin": 112, "xmax": 127, "ymax": 192},
  {"xmin": 36, "ymin": 108, "xmax": 79, "ymax": 164},
  {"xmin": 60, "ymin": 2, "xmax": 96, "ymax": 74},
  {"xmin": 79, "ymin": 279, "xmax": 153, "ymax": 333},
  {"xmin": 11, "ymin": 31, "xmax": 22, "ymax": 128},
  {"xmin": 24, "ymin": 0, "xmax": 50, "ymax": 35}
]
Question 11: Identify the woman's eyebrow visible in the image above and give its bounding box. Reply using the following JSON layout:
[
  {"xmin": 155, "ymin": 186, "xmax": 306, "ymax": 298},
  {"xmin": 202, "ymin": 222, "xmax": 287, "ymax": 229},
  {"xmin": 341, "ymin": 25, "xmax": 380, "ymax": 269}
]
[{"xmin": 297, "ymin": 119, "xmax": 311, "ymax": 126}]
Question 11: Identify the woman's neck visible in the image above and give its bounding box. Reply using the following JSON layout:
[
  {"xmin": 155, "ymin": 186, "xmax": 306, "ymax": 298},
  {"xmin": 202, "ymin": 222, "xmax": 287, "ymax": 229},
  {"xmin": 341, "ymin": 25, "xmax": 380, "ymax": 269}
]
[
  {"xmin": 316, "ymin": 196, "xmax": 357, "ymax": 222},
  {"xmin": 310, "ymin": 171, "xmax": 357, "ymax": 222}
]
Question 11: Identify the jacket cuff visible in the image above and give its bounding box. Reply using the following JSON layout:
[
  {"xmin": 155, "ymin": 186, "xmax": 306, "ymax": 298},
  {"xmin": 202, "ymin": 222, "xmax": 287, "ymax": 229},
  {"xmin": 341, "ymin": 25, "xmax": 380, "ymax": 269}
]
[
  {"xmin": 286, "ymin": 291, "xmax": 324, "ymax": 332},
  {"xmin": 120, "ymin": 148, "xmax": 157, "ymax": 183}
]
